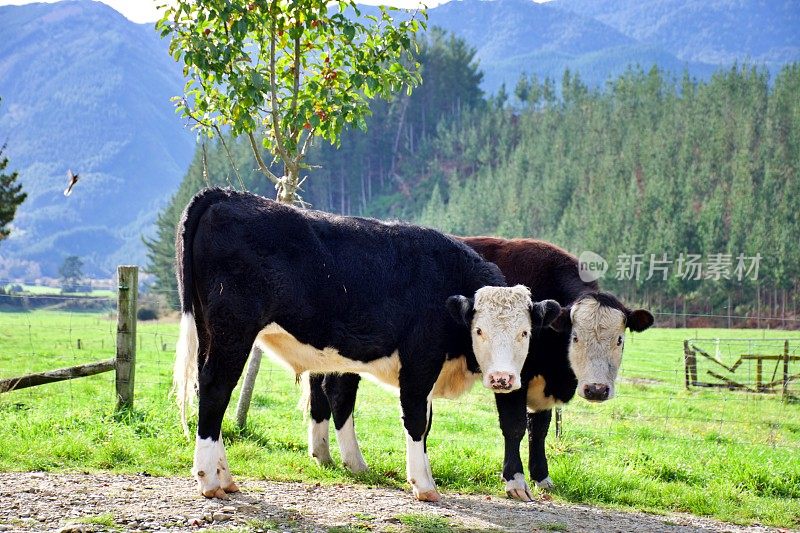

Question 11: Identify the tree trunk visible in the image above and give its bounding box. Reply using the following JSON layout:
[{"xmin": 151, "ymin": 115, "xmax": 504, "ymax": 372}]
[
  {"xmin": 390, "ymin": 95, "xmax": 410, "ymax": 176},
  {"xmin": 340, "ymin": 168, "xmax": 345, "ymax": 214},
  {"xmin": 756, "ymin": 283, "xmax": 761, "ymax": 329},
  {"xmin": 682, "ymin": 298, "xmax": 687, "ymax": 328},
  {"xmin": 361, "ymin": 167, "xmax": 367, "ymax": 214},
  {"xmin": 727, "ymin": 293, "xmax": 732, "ymax": 329},
  {"xmin": 237, "ymin": 159, "xmax": 302, "ymax": 429},
  {"xmin": 367, "ymin": 157, "xmax": 372, "ymax": 202},
  {"xmin": 235, "ymin": 346, "xmax": 263, "ymax": 429},
  {"xmin": 672, "ymin": 297, "xmax": 677, "ymax": 328},
  {"xmin": 774, "ymin": 287, "xmax": 778, "ymax": 317},
  {"xmin": 782, "ymin": 288, "xmax": 786, "ymax": 326}
]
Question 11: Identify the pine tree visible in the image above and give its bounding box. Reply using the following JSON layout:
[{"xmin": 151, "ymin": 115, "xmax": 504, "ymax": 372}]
[{"xmin": 0, "ymin": 141, "xmax": 26, "ymax": 242}]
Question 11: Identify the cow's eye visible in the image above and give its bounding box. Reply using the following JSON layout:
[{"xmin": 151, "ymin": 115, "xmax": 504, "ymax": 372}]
[
  {"xmin": 476, "ymin": 328, "xmax": 483, "ymax": 336},
  {"xmin": 572, "ymin": 334, "xmax": 578, "ymax": 343},
  {"xmin": 521, "ymin": 330, "xmax": 529, "ymax": 338},
  {"xmin": 617, "ymin": 336, "xmax": 623, "ymax": 346}
]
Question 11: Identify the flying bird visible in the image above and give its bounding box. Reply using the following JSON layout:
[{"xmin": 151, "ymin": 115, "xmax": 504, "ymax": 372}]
[{"xmin": 63, "ymin": 169, "xmax": 79, "ymax": 197}]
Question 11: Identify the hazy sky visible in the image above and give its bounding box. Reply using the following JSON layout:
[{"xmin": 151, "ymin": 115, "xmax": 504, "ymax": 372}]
[{"xmin": 0, "ymin": 0, "xmax": 452, "ymax": 23}]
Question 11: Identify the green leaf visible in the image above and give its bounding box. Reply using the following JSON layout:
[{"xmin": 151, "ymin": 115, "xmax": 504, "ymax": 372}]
[{"xmin": 252, "ymin": 72, "xmax": 264, "ymax": 89}]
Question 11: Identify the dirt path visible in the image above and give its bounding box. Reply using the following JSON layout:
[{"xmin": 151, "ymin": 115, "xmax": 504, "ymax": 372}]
[{"xmin": 0, "ymin": 472, "xmax": 783, "ymax": 532}]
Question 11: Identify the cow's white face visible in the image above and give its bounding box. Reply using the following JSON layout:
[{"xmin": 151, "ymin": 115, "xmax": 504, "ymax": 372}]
[
  {"xmin": 447, "ymin": 286, "xmax": 561, "ymax": 393},
  {"xmin": 556, "ymin": 295, "xmax": 654, "ymax": 402}
]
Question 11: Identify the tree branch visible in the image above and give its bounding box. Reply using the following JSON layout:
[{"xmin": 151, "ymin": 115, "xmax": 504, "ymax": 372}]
[
  {"xmin": 248, "ymin": 132, "xmax": 281, "ymax": 185},
  {"xmin": 269, "ymin": 2, "xmax": 289, "ymax": 170},
  {"xmin": 180, "ymin": 101, "xmax": 246, "ymax": 190},
  {"xmin": 214, "ymin": 125, "xmax": 247, "ymax": 191},
  {"xmin": 290, "ymin": 33, "xmax": 301, "ymax": 126}
]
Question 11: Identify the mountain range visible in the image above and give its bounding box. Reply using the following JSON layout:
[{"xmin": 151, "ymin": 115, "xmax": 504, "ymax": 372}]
[{"xmin": 0, "ymin": 0, "xmax": 797, "ymax": 277}]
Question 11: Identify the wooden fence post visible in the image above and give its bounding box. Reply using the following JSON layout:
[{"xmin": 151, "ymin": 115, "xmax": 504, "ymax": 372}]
[
  {"xmin": 683, "ymin": 340, "xmax": 697, "ymax": 389},
  {"xmin": 116, "ymin": 266, "xmax": 138, "ymax": 410},
  {"xmin": 783, "ymin": 340, "xmax": 790, "ymax": 401}
]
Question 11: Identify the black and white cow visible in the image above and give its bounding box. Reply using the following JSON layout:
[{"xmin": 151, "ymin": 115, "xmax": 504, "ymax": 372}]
[
  {"xmin": 306, "ymin": 237, "xmax": 654, "ymax": 500},
  {"xmin": 173, "ymin": 189, "xmax": 561, "ymax": 501}
]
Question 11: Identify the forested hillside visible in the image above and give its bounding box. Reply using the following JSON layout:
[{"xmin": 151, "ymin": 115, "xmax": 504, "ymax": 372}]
[{"xmin": 419, "ymin": 65, "xmax": 800, "ymax": 318}]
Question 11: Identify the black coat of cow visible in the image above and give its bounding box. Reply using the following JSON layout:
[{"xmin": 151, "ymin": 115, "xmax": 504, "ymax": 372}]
[
  {"xmin": 309, "ymin": 237, "xmax": 653, "ymax": 498},
  {"xmin": 174, "ymin": 188, "xmax": 558, "ymax": 500}
]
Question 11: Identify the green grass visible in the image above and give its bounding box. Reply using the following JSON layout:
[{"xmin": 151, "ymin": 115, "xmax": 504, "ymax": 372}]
[
  {"xmin": 1, "ymin": 310, "xmax": 799, "ymax": 528},
  {"xmin": 73, "ymin": 513, "xmax": 118, "ymax": 528},
  {"xmin": 396, "ymin": 514, "xmax": 455, "ymax": 533}
]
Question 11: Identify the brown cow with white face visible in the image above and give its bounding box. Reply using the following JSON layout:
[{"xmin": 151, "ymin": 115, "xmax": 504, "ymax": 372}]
[{"xmin": 554, "ymin": 293, "xmax": 654, "ymax": 402}]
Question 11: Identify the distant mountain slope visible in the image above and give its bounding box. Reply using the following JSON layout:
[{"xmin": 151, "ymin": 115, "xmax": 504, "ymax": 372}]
[
  {"xmin": 554, "ymin": 0, "xmax": 800, "ymax": 67},
  {"xmin": 419, "ymin": 0, "xmax": 716, "ymax": 92},
  {"xmin": 0, "ymin": 0, "xmax": 194, "ymax": 276}
]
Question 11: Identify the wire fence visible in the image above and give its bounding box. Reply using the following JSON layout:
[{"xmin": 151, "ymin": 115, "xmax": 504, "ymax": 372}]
[{"xmin": 1, "ymin": 288, "xmax": 799, "ymax": 456}]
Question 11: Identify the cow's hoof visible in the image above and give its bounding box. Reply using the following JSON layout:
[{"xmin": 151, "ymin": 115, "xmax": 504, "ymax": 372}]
[
  {"xmin": 343, "ymin": 457, "xmax": 368, "ymax": 474},
  {"xmin": 312, "ymin": 453, "xmax": 334, "ymax": 466},
  {"xmin": 201, "ymin": 487, "xmax": 229, "ymax": 500},
  {"xmin": 505, "ymin": 473, "xmax": 534, "ymax": 502},
  {"xmin": 535, "ymin": 476, "xmax": 554, "ymax": 491},
  {"xmin": 222, "ymin": 480, "xmax": 240, "ymax": 493},
  {"xmin": 413, "ymin": 488, "xmax": 441, "ymax": 502}
]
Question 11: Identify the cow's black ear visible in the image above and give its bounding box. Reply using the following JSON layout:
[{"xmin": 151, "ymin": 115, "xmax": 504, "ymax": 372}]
[
  {"xmin": 627, "ymin": 309, "xmax": 654, "ymax": 332},
  {"xmin": 549, "ymin": 306, "xmax": 572, "ymax": 332},
  {"xmin": 530, "ymin": 299, "xmax": 562, "ymax": 329},
  {"xmin": 446, "ymin": 295, "xmax": 474, "ymax": 326}
]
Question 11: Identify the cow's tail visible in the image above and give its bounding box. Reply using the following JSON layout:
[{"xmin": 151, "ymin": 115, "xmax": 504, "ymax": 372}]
[
  {"xmin": 174, "ymin": 313, "xmax": 199, "ymax": 438},
  {"xmin": 172, "ymin": 187, "xmax": 230, "ymax": 439},
  {"xmin": 297, "ymin": 371, "xmax": 311, "ymax": 420}
]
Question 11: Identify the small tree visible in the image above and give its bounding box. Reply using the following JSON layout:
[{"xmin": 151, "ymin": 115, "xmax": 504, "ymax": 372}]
[
  {"xmin": 59, "ymin": 256, "xmax": 84, "ymax": 293},
  {"xmin": 157, "ymin": 0, "xmax": 425, "ymax": 204},
  {"xmin": 0, "ymin": 102, "xmax": 27, "ymax": 242},
  {"xmin": 159, "ymin": 1, "xmax": 424, "ymax": 427}
]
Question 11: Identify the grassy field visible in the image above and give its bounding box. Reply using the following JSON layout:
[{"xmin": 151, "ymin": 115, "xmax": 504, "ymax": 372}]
[{"xmin": 0, "ymin": 309, "xmax": 799, "ymax": 528}]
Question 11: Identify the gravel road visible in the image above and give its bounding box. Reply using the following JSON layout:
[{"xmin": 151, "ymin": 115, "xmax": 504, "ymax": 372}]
[{"xmin": 0, "ymin": 472, "xmax": 786, "ymax": 532}]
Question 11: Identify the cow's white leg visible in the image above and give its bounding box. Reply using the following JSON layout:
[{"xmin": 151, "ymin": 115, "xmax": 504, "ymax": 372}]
[
  {"xmin": 309, "ymin": 418, "xmax": 333, "ymax": 465},
  {"xmin": 403, "ymin": 393, "xmax": 439, "ymax": 502},
  {"xmin": 406, "ymin": 436, "xmax": 438, "ymax": 501},
  {"xmin": 505, "ymin": 472, "xmax": 534, "ymax": 501},
  {"xmin": 192, "ymin": 436, "xmax": 227, "ymax": 499},
  {"xmin": 216, "ymin": 434, "xmax": 239, "ymax": 493},
  {"xmin": 336, "ymin": 414, "xmax": 367, "ymax": 473}
]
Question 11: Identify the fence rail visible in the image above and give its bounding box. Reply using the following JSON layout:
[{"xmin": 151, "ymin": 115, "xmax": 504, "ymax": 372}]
[{"xmin": 0, "ymin": 358, "xmax": 115, "ymax": 393}]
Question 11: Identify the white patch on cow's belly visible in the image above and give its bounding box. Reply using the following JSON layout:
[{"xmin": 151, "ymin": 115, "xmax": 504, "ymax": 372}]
[
  {"xmin": 525, "ymin": 375, "xmax": 563, "ymax": 412},
  {"xmin": 257, "ymin": 324, "xmax": 478, "ymax": 399},
  {"xmin": 256, "ymin": 324, "xmax": 401, "ymax": 388}
]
